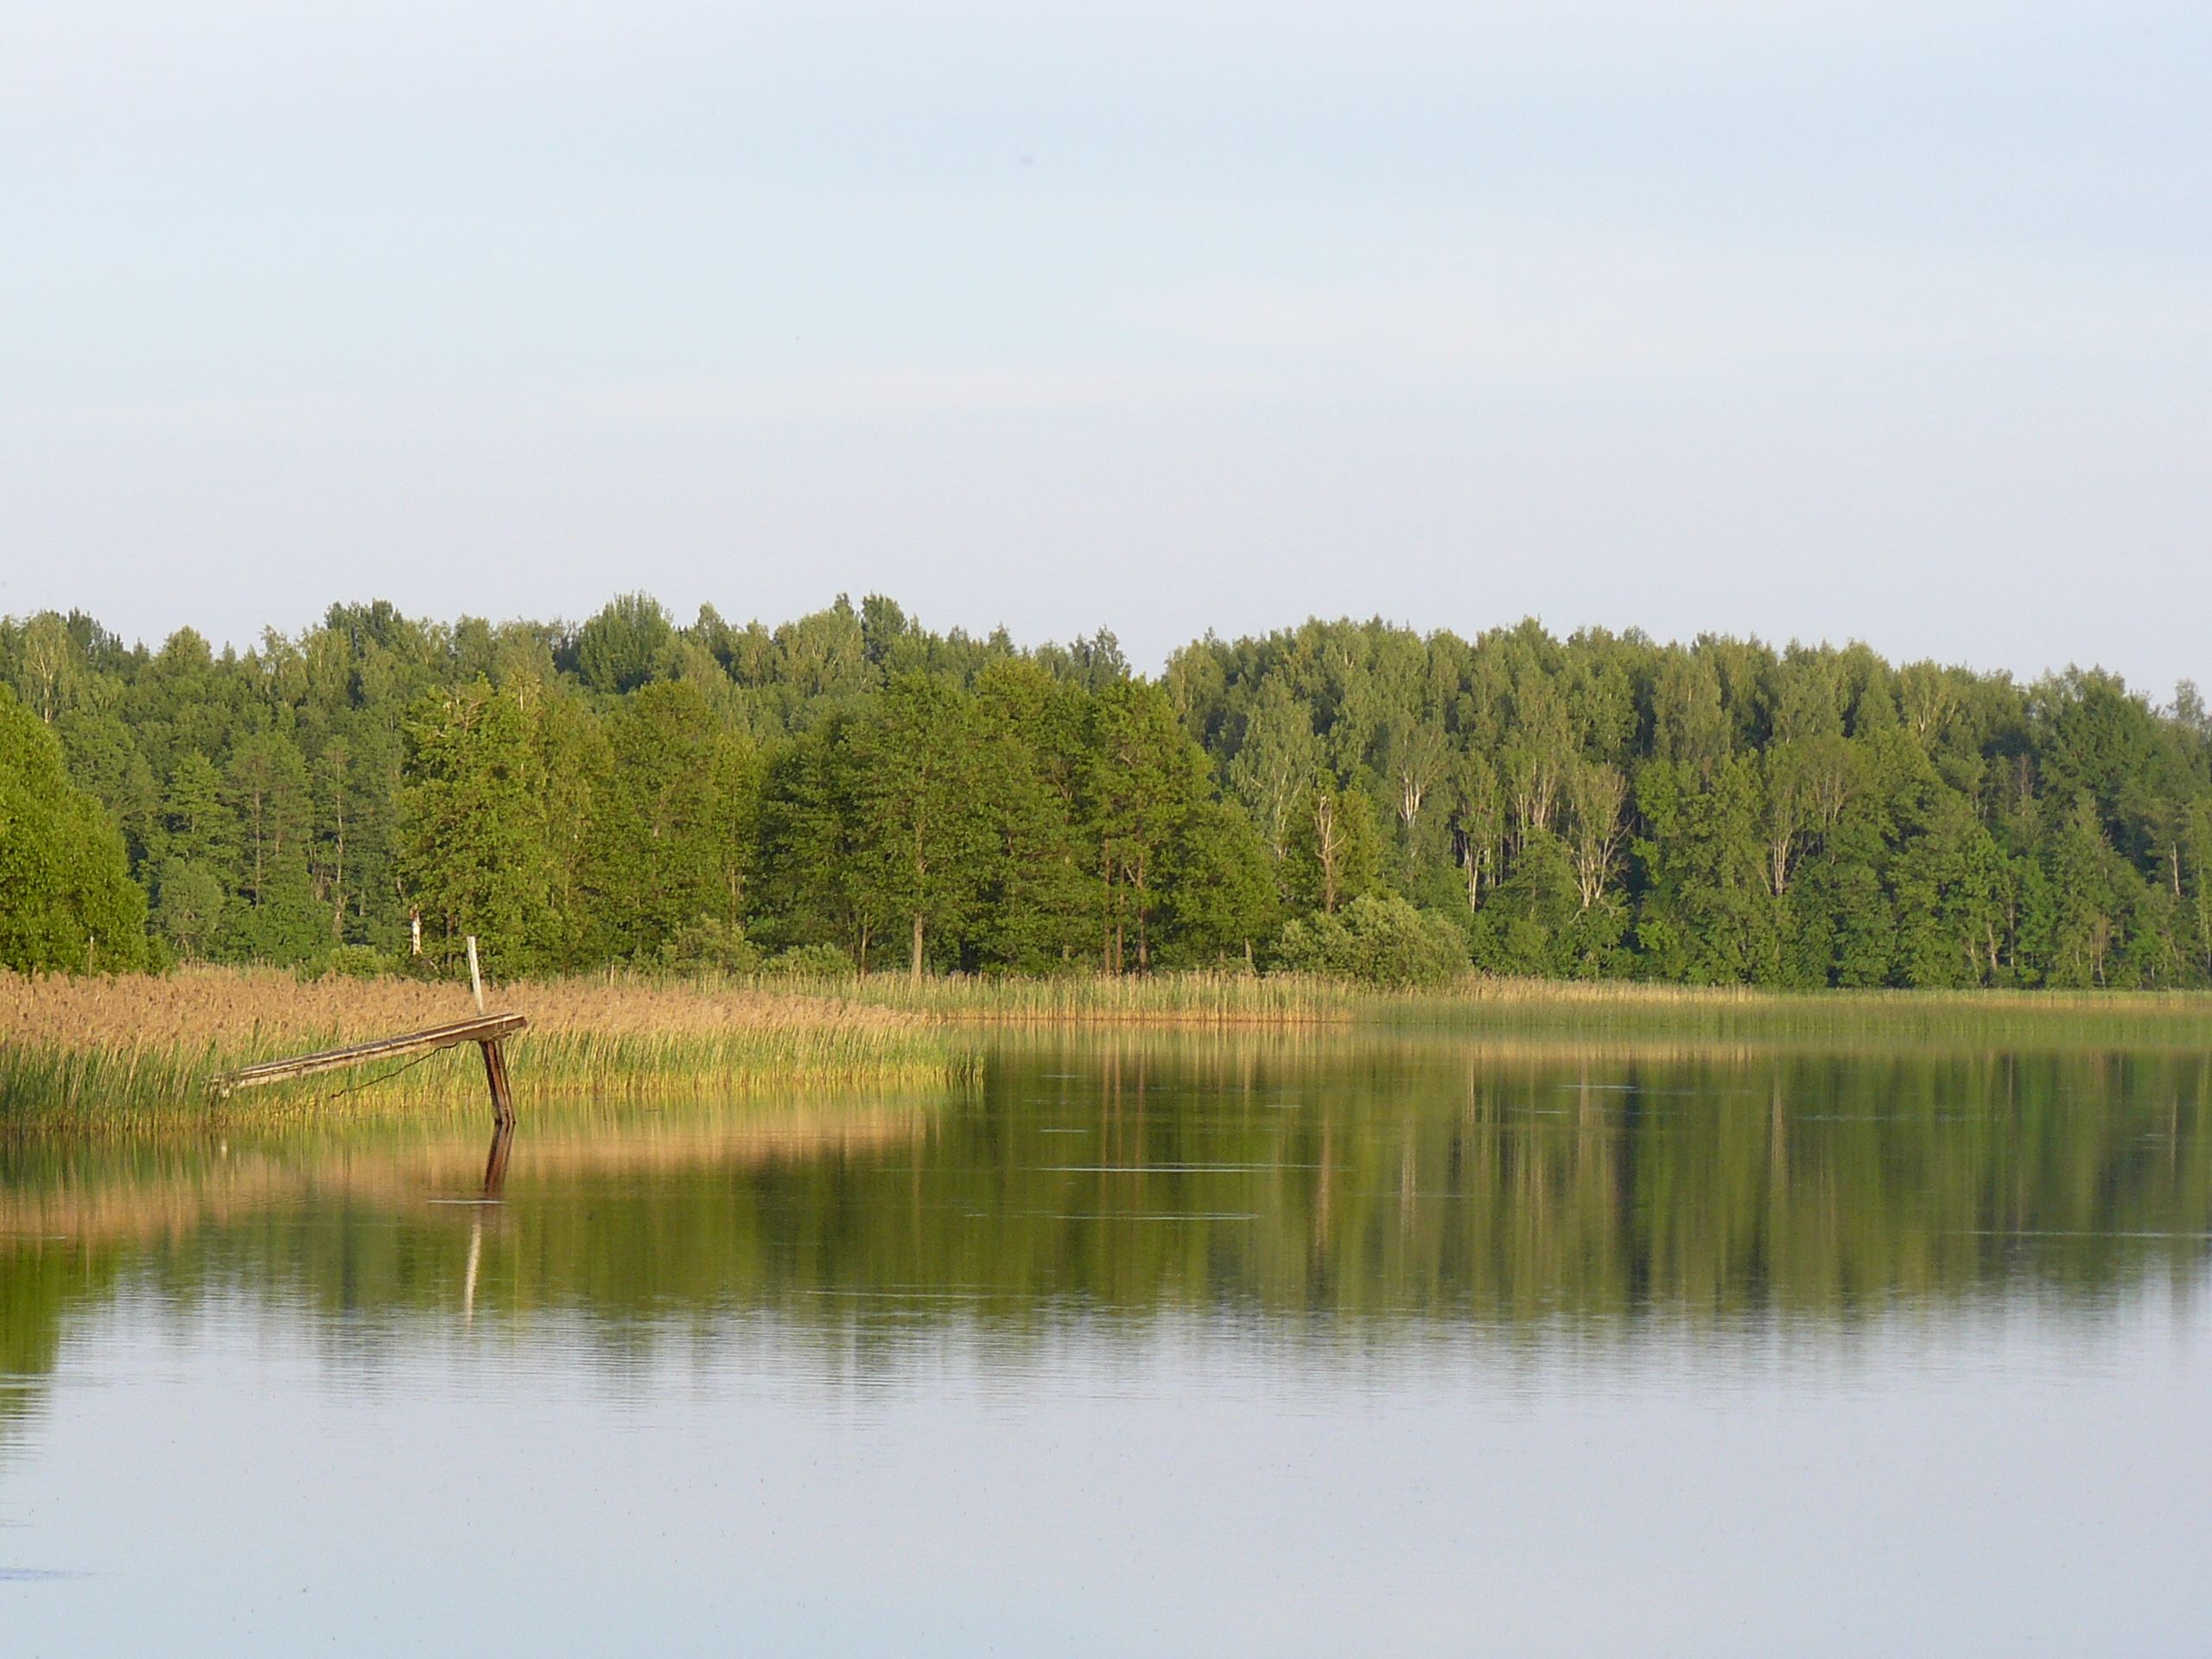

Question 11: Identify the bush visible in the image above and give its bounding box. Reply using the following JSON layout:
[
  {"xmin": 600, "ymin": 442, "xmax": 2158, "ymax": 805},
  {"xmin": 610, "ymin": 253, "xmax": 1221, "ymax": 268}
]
[
  {"xmin": 1274, "ymin": 893, "xmax": 1468, "ymax": 988},
  {"xmin": 658, "ymin": 916, "xmax": 762, "ymax": 975},
  {"xmin": 762, "ymin": 943, "xmax": 858, "ymax": 982},
  {"xmin": 319, "ymin": 944, "xmax": 396, "ymax": 980}
]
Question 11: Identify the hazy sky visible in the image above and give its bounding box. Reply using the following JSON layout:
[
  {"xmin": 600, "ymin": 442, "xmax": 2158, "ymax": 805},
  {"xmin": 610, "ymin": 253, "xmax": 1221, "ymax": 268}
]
[{"xmin": 3, "ymin": 0, "xmax": 2205, "ymax": 690}]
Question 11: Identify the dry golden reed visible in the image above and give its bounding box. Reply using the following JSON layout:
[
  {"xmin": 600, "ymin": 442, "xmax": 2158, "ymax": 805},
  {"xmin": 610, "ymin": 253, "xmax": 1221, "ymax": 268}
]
[
  {"xmin": 0, "ymin": 967, "xmax": 969, "ymax": 1124},
  {"xmin": 833, "ymin": 969, "xmax": 1364, "ymax": 1026},
  {"xmin": 785, "ymin": 968, "xmax": 2212, "ymax": 1027},
  {"xmin": 1441, "ymin": 976, "xmax": 2212, "ymax": 1014},
  {"xmin": 1402, "ymin": 976, "xmax": 2212, "ymax": 1046},
  {"xmin": 10, "ymin": 964, "xmax": 2212, "ymax": 1128},
  {"xmin": 0, "ymin": 966, "xmax": 933, "ymax": 1051}
]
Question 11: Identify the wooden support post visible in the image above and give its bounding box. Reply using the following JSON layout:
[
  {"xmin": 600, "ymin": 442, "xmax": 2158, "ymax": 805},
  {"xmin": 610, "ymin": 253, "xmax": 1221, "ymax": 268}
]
[{"xmin": 480, "ymin": 1037, "xmax": 515, "ymax": 1129}]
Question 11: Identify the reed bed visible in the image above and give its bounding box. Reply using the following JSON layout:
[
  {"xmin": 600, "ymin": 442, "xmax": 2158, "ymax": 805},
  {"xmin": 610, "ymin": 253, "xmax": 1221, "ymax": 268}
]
[
  {"xmin": 1386, "ymin": 977, "xmax": 2212, "ymax": 1048},
  {"xmin": 0, "ymin": 968, "xmax": 972, "ymax": 1126},
  {"xmin": 720, "ymin": 969, "xmax": 2212, "ymax": 1047},
  {"xmin": 1445, "ymin": 977, "xmax": 2212, "ymax": 1012},
  {"xmin": 10, "ymin": 965, "xmax": 2211, "ymax": 1128},
  {"xmin": 822, "ymin": 969, "xmax": 1370, "ymax": 1026}
]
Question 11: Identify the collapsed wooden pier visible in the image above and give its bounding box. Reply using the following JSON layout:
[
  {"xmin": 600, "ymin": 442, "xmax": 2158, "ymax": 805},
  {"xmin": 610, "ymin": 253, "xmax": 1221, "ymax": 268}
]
[{"xmin": 215, "ymin": 1011, "xmax": 527, "ymax": 1125}]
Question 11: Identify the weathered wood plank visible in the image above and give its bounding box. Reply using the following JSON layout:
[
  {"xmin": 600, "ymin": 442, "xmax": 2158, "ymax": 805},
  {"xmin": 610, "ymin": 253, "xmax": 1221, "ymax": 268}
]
[{"xmin": 216, "ymin": 1013, "xmax": 529, "ymax": 1095}]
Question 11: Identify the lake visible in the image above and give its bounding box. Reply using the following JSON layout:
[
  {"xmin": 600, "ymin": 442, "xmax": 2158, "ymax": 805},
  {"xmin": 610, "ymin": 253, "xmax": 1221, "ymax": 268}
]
[{"xmin": 4, "ymin": 1028, "xmax": 2210, "ymax": 1655}]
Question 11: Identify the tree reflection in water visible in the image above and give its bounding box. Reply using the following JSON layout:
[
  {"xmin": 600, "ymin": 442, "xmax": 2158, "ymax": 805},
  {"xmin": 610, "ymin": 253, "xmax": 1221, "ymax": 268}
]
[{"xmin": 1, "ymin": 1032, "xmax": 2207, "ymax": 1404}]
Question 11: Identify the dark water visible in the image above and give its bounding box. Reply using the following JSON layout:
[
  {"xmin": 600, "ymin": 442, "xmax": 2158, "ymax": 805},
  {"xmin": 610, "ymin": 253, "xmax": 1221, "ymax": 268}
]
[{"xmin": 4, "ymin": 1032, "xmax": 2211, "ymax": 1655}]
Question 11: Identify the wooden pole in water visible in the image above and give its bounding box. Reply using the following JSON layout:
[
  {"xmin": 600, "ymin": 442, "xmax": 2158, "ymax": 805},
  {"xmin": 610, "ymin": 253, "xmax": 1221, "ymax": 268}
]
[
  {"xmin": 462, "ymin": 935, "xmax": 512, "ymax": 1128},
  {"xmin": 459, "ymin": 937, "xmax": 511, "ymax": 1126},
  {"xmin": 479, "ymin": 1033, "xmax": 515, "ymax": 1130}
]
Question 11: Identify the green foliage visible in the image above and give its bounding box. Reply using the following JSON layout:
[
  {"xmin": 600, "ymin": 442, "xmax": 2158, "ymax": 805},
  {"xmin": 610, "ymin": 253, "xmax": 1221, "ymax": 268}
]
[
  {"xmin": 756, "ymin": 678, "xmax": 995, "ymax": 974},
  {"xmin": 152, "ymin": 857, "xmax": 226, "ymax": 960},
  {"xmin": 963, "ymin": 659, "xmax": 1095, "ymax": 972},
  {"xmin": 221, "ymin": 728, "xmax": 326, "ymax": 961},
  {"xmin": 13, "ymin": 594, "xmax": 2212, "ymax": 990},
  {"xmin": 588, "ymin": 680, "xmax": 758, "ymax": 961},
  {"xmin": 658, "ymin": 916, "xmax": 762, "ymax": 975},
  {"xmin": 397, "ymin": 677, "xmax": 595, "ymax": 976},
  {"xmin": 1086, "ymin": 681, "xmax": 1219, "ymax": 971},
  {"xmin": 321, "ymin": 944, "xmax": 396, "ymax": 979},
  {"xmin": 162, "ymin": 751, "xmax": 234, "ymax": 868},
  {"xmin": 1276, "ymin": 893, "xmax": 1469, "ymax": 987},
  {"xmin": 0, "ymin": 685, "xmax": 148, "ymax": 972},
  {"xmin": 573, "ymin": 593, "xmax": 678, "ymax": 695},
  {"xmin": 847, "ymin": 674, "xmax": 995, "ymax": 976},
  {"xmin": 763, "ymin": 943, "xmax": 860, "ymax": 981},
  {"xmin": 1156, "ymin": 800, "xmax": 1279, "ymax": 967},
  {"xmin": 1280, "ymin": 780, "xmax": 1383, "ymax": 914},
  {"xmin": 754, "ymin": 670, "xmax": 1230, "ymax": 975}
]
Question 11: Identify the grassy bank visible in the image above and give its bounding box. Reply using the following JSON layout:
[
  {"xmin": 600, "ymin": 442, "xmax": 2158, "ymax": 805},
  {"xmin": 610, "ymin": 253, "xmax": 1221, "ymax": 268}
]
[{"xmin": 0, "ymin": 969, "xmax": 974, "ymax": 1126}]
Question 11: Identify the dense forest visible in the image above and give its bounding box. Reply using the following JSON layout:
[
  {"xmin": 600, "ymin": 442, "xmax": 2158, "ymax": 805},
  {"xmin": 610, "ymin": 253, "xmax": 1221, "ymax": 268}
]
[{"xmin": 3, "ymin": 594, "xmax": 2209, "ymax": 988}]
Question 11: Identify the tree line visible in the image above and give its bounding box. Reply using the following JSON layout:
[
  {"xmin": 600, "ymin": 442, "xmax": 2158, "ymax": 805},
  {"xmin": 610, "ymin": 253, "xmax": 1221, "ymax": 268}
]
[{"xmin": 3, "ymin": 594, "xmax": 2209, "ymax": 987}]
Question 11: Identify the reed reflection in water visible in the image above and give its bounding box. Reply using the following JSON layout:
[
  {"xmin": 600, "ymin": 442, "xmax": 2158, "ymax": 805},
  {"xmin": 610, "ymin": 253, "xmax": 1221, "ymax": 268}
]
[
  {"xmin": 4, "ymin": 1033, "xmax": 2210, "ymax": 1348},
  {"xmin": 3, "ymin": 1031, "xmax": 2210, "ymax": 1656}
]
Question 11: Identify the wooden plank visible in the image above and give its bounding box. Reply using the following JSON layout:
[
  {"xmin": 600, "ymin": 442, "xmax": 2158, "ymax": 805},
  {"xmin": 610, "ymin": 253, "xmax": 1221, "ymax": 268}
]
[{"xmin": 216, "ymin": 1013, "xmax": 529, "ymax": 1095}]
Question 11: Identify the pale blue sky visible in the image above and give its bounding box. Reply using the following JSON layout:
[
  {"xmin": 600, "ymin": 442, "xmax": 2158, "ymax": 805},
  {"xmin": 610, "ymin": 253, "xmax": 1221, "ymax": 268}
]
[{"xmin": 2, "ymin": 0, "xmax": 2205, "ymax": 690}]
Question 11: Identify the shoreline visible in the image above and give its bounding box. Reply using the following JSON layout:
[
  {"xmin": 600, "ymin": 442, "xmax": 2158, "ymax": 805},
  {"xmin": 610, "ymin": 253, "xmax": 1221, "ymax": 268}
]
[{"xmin": 7, "ymin": 967, "xmax": 2212, "ymax": 1126}]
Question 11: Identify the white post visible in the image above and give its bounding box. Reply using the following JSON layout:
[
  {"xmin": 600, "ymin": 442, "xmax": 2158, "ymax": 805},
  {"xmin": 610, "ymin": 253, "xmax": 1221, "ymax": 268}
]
[{"xmin": 467, "ymin": 935, "xmax": 486, "ymax": 1014}]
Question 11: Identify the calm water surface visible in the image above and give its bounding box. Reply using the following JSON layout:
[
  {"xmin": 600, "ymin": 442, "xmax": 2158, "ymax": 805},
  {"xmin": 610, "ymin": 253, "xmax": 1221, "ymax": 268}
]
[{"xmin": 4, "ymin": 1032, "xmax": 2211, "ymax": 1655}]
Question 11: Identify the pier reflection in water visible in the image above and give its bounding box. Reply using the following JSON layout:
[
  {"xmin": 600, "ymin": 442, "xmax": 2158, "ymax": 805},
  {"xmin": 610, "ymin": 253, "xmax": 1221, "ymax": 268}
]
[{"xmin": 2, "ymin": 1031, "xmax": 2209, "ymax": 1655}]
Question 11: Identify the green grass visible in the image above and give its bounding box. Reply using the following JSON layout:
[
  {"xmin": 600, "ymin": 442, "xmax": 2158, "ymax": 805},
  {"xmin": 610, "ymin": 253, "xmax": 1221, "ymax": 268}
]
[{"xmin": 0, "ymin": 1039, "xmax": 232, "ymax": 1130}]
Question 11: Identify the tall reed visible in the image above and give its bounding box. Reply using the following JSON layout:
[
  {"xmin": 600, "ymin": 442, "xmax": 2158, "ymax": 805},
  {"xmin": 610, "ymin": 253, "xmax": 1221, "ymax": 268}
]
[
  {"xmin": 0, "ymin": 968, "xmax": 974, "ymax": 1127},
  {"xmin": 1382, "ymin": 977, "xmax": 2212, "ymax": 1048},
  {"xmin": 690, "ymin": 967, "xmax": 2212, "ymax": 1045},
  {"xmin": 829, "ymin": 969, "xmax": 1367, "ymax": 1025},
  {"xmin": 10, "ymin": 965, "xmax": 2211, "ymax": 1128}
]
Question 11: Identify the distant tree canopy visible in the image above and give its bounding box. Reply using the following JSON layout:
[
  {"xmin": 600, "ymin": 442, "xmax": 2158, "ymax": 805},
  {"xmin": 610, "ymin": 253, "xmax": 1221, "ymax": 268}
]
[{"xmin": 4, "ymin": 597, "xmax": 2209, "ymax": 988}]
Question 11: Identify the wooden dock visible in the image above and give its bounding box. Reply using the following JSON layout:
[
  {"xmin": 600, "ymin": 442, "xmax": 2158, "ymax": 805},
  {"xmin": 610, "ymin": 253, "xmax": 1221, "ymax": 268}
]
[{"xmin": 216, "ymin": 1011, "xmax": 527, "ymax": 1124}]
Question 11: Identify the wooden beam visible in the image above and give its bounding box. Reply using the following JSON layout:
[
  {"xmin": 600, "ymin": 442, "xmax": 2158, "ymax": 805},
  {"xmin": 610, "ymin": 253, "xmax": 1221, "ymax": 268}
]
[{"xmin": 216, "ymin": 1013, "xmax": 529, "ymax": 1096}]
